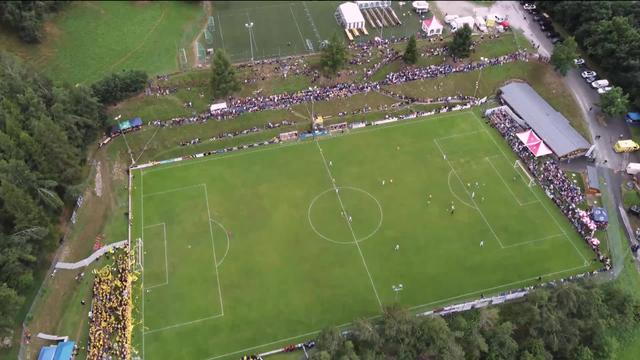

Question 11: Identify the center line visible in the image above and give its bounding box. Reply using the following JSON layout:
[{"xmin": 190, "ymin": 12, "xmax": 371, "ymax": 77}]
[{"xmin": 314, "ymin": 140, "xmax": 383, "ymax": 310}]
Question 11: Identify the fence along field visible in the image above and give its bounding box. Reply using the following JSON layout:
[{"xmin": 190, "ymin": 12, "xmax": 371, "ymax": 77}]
[{"xmin": 130, "ymin": 111, "xmax": 596, "ymax": 359}]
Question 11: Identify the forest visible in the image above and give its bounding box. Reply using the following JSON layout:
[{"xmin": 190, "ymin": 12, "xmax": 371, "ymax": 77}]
[
  {"xmin": 0, "ymin": 51, "xmax": 105, "ymax": 335},
  {"xmin": 0, "ymin": 1, "xmax": 68, "ymax": 43},
  {"xmin": 311, "ymin": 282, "xmax": 639, "ymax": 360},
  {"xmin": 539, "ymin": 1, "xmax": 640, "ymax": 108}
]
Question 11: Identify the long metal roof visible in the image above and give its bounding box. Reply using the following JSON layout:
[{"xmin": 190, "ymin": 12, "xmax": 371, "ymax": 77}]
[{"xmin": 500, "ymin": 82, "xmax": 590, "ymax": 157}]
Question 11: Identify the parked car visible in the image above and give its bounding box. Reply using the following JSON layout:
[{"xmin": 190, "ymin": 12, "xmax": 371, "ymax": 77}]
[
  {"xmin": 574, "ymin": 58, "xmax": 585, "ymax": 66},
  {"xmin": 629, "ymin": 205, "xmax": 640, "ymax": 217},
  {"xmin": 551, "ymin": 37, "xmax": 563, "ymax": 44},
  {"xmin": 523, "ymin": 3, "xmax": 536, "ymax": 10},
  {"xmin": 585, "ymin": 76, "xmax": 597, "ymax": 83},
  {"xmin": 546, "ymin": 31, "xmax": 560, "ymax": 38},
  {"xmin": 581, "ymin": 70, "xmax": 597, "ymax": 78},
  {"xmin": 540, "ymin": 24, "xmax": 552, "ymax": 32},
  {"xmin": 533, "ymin": 14, "xmax": 542, "ymax": 21},
  {"xmin": 591, "ymin": 79, "xmax": 610, "ymax": 88},
  {"xmin": 597, "ymin": 86, "xmax": 613, "ymax": 94}
]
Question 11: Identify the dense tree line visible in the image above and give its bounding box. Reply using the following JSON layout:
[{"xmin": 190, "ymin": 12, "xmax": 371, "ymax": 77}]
[
  {"xmin": 538, "ymin": 1, "xmax": 640, "ymax": 108},
  {"xmin": 91, "ymin": 70, "xmax": 148, "ymax": 105},
  {"xmin": 311, "ymin": 281, "xmax": 639, "ymax": 360},
  {"xmin": 0, "ymin": 51, "xmax": 105, "ymax": 336},
  {"xmin": 0, "ymin": 1, "xmax": 68, "ymax": 43}
]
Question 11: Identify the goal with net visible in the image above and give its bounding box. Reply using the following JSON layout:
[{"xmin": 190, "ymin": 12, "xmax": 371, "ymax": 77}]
[
  {"xmin": 135, "ymin": 237, "xmax": 143, "ymax": 271},
  {"xmin": 514, "ymin": 160, "xmax": 536, "ymax": 187}
]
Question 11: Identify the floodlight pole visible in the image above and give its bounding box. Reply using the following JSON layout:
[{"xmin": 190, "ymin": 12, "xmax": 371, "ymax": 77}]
[{"xmin": 245, "ymin": 22, "xmax": 254, "ymax": 62}]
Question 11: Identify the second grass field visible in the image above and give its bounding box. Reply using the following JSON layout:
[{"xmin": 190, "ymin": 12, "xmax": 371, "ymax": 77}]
[{"xmin": 130, "ymin": 111, "xmax": 598, "ymax": 359}]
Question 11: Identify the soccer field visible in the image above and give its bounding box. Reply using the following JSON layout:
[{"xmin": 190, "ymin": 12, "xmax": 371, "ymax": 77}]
[
  {"xmin": 130, "ymin": 111, "xmax": 596, "ymax": 359},
  {"xmin": 210, "ymin": 1, "xmax": 422, "ymax": 62}
]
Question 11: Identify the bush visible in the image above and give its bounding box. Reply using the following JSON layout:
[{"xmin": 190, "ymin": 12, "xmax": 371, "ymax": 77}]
[{"xmin": 91, "ymin": 70, "xmax": 148, "ymax": 104}]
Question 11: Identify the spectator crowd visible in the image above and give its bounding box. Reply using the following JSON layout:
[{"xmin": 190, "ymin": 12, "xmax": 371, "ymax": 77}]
[
  {"xmin": 87, "ymin": 248, "xmax": 133, "ymax": 360},
  {"xmin": 487, "ymin": 109, "xmax": 611, "ymax": 270}
]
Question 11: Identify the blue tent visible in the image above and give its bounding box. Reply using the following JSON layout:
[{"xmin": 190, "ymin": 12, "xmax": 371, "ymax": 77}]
[
  {"xmin": 37, "ymin": 341, "xmax": 75, "ymax": 360},
  {"xmin": 131, "ymin": 117, "xmax": 143, "ymax": 127},
  {"xmin": 37, "ymin": 346, "xmax": 56, "ymax": 360},
  {"xmin": 592, "ymin": 207, "xmax": 608, "ymax": 223},
  {"xmin": 53, "ymin": 341, "xmax": 74, "ymax": 360}
]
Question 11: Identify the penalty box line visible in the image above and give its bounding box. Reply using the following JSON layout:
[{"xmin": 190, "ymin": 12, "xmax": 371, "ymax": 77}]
[
  {"xmin": 143, "ymin": 223, "xmax": 169, "ymax": 290},
  {"xmin": 484, "ymin": 156, "xmax": 539, "ymax": 207},
  {"xmin": 471, "ymin": 112, "xmax": 590, "ymax": 266},
  {"xmin": 433, "ymin": 138, "xmax": 506, "ymax": 249},
  {"xmin": 140, "ymin": 183, "xmax": 225, "ymax": 336}
]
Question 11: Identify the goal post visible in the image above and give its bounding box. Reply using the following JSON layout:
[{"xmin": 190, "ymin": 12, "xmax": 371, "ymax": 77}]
[
  {"xmin": 514, "ymin": 160, "xmax": 535, "ymax": 187},
  {"xmin": 135, "ymin": 237, "xmax": 143, "ymax": 272}
]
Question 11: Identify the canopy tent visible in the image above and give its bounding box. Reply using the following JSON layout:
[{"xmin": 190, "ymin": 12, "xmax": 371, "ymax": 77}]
[
  {"xmin": 592, "ymin": 207, "xmax": 608, "ymax": 223},
  {"xmin": 118, "ymin": 120, "xmax": 132, "ymax": 131},
  {"xmin": 210, "ymin": 102, "xmax": 227, "ymax": 113},
  {"xmin": 516, "ymin": 130, "xmax": 553, "ymax": 157},
  {"xmin": 422, "ymin": 17, "xmax": 443, "ymax": 37},
  {"xmin": 336, "ymin": 2, "xmax": 365, "ymax": 29},
  {"xmin": 131, "ymin": 117, "xmax": 143, "ymax": 127},
  {"xmin": 412, "ymin": 1, "xmax": 429, "ymax": 13},
  {"xmin": 37, "ymin": 341, "xmax": 75, "ymax": 360}
]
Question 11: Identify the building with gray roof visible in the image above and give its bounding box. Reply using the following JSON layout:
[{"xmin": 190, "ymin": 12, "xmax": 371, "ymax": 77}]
[{"xmin": 499, "ymin": 82, "xmax": 590, "ymax": 158}]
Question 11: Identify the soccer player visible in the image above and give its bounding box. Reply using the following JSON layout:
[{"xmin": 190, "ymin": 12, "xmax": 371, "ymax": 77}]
[
  {"xmin": 480, "ymin": 240, "xmax": 484, "ymax": 247},
  {"xmin": 394, "ymin": 244, "xmax": 400, "ymax": 251}
]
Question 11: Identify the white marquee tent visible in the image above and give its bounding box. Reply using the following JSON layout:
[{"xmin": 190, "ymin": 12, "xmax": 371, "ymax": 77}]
[{"xmin": 336, "ymin": 2, "xmax": 365, "ymax": 29}]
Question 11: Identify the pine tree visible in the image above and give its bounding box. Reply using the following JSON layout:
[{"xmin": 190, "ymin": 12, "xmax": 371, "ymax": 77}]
[
  {"xmin": 403, "ymin": 35, "xmax": 418, "ymax": 64},
  {"xmin": 320, "ymin": 33, "xmax": 348, "ymax": 76},
  {"xmin": 210, "ymin": 49, "xmax": 240, "ymax": 98},
  {"xmin": 449, "ymin": 24, "xmax": 473, "ymax": 58}
]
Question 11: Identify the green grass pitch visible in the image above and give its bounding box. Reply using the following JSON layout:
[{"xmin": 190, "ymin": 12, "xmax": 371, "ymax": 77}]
[
  {"xmin": 211, "ymin": 1, "xmax": 421, "ymax": 62},
  {"xmin": 130, "ymin": 111, "xmax": 597, "ymax": 359}
]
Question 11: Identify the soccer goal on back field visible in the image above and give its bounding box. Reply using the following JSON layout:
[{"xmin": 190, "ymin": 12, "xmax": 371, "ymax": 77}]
[{"xmin": 130, "ymin": 111, "xmax": 597, "ymax": 359}]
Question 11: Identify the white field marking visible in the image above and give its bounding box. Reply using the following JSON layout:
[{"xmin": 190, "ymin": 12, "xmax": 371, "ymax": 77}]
[
  {"xmin": 203, "ymin": 184, "xmax": 225, "ymax": 315},
  {"xmin": 433, "ymin": 138, "xmax": 505, "ymax": 248},
  {"xmin": 141, "ymin": 111, "xmax": 472, "ymax": 175},
  {"xmin": 289, "ymin": 4, "xmax": 307, "ymax": 51},
  {"xmin": 144, "ymin": 314, "xmax": 224, "ymax": 335},
  {"xmin": 486, "ymin": 153, "xmax": 537, "ymax": 198},
  {"xmin": 307, "ymin": 186, "xmax": 384, "ymax": 245},
  {"xmin": 471, "ymin": 113, "xmax": 590, "ymax": 265},
  {"xmin": 209, "ymin": 219, "xmax": 231, "ymax": 267},
  {"xmin": 301, "ymin": 1, "xmax": 322, "ymax": 43},
  {"xmin": 143, "ymin": 223, "xmax": 169, "ymax": 289},
  {"xmin": 202, "ymin": 261, "xmax": 590, "ymax": 360},
  {"xmin": 140, "ymin": 172, "xmax": 146, "ymax": 358},
  {"xmin": 408, "ymin": 263, "xmax": 591, "ymax": 312},
  {"xmin": 447, "ymin": 170, "xmax": 476, "ymax": 209},
  {"xmin": 142, "ymin": 183, "xmax": 205, "ymax": 197},
  {"xmin": 202, "ymin": 321, "xmax": 352, "ymax": 360},
  {"xmin": 484, "ymin": 156, "xmax": 539, "ymax": 206},
  {"xmin": 314, "ymin": 140, "xmax": 383, "ymax": 310},
  {"xmin": 502, "ymin": 233, "xmax": 564, "ymax": 249},
  {"xmin": 216, "ymin": 12, "xmax": 225, "ymax": 49}
]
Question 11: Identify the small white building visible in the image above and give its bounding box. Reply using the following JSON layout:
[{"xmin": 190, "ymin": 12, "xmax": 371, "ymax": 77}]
[
  {"xmin": 411, "ymin": 1, "xmax": 429, "ymax": 13},
  {"xmin": 356, "ymin": 1, "xmax": 391, "ymax": 9},
  {"xmin": 336, "ymin": 2, "xmax": 366, "ymax": 29},
  {"xmin": 421, "ymin": 17, "xmax": 443, "ymax": 37},
  {"xmin": 450, "ymin": 16, "xmax": 475, "ymax": 32}
]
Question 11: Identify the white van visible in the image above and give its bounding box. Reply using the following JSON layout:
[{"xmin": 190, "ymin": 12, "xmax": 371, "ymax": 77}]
[
  {"xmin": 627, "ymin": 163, "xmax": 640, "ymax": 175},
  {"xmin": 591, "ymin": 79, "xmax": 610, "ymax": 88}
]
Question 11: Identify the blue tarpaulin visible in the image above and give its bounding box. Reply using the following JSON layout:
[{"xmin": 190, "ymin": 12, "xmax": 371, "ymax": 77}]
[
  {"xmin": 118, "ymin": 120, "xmax": 132, "ymax": 131},
  {"xmin": 627, "ymin": 112, "xmax": 640, "ymax": 124},
  {"xmin": 131, "ymin": 117, "xmax": 143, "ymax": 127},
  {"xmin": 592, "ymin": 207, "xmax": 608, "ymax": 223},
  {"xmin": 37, "ymin": 346, "xmax": 56, "ymax": 360}
]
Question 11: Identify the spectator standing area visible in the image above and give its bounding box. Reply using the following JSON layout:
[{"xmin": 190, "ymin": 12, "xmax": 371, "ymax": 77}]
[
  {"xmin": 130, "ymin": 110, "xmax": 598, "ymax": 359},
  {"xmin": 499, "ymin": 82, "xmax": 591, "ymax": 159}
]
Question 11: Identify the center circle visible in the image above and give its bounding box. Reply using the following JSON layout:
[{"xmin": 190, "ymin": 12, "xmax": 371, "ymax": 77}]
[{"xmin": 308, "ymin": 186, "xmax": 383, "ymax": 244}]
